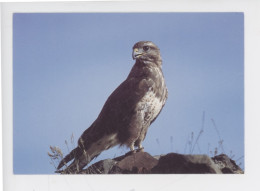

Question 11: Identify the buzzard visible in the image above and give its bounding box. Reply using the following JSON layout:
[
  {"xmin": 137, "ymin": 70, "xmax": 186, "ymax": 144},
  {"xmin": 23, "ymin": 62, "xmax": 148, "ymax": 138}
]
[{"xmin": 57, "ymin": 41, "xmax": 168, "ymax": 173}]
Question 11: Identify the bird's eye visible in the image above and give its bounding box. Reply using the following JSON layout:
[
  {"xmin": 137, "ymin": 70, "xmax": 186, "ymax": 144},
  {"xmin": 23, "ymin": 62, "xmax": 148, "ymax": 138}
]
[{"xmin": 143, "ymin": 46, "xmax": 150, "ymax": 51}]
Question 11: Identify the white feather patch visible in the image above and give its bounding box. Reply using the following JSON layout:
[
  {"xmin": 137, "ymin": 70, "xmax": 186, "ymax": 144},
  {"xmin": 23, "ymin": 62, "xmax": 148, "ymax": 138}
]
[{"xmin": 138, "ymin": 90, "xmax": 164, "ymax": 124}]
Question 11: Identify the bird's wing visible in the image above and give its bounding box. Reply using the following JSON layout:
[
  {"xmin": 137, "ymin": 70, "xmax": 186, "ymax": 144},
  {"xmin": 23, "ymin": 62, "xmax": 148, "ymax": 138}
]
[{"xmin": 81, "ymin": 76, "xmax": 156, "ymax": 140}]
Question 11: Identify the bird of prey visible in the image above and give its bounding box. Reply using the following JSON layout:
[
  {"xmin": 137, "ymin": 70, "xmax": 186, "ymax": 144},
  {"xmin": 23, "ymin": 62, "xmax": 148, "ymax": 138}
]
[{"xmin": 57, "ymin": 41, "xmax": 168, "ymax": 173}]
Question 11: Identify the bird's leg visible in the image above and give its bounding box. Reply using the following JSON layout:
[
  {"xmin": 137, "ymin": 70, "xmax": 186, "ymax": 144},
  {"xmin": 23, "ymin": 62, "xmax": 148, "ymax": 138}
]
[
  {"xmin": 126, "ymin": 143, "xmax": 137, "ymax": 155},
  {"xmin": 130, "ymin": 144, "xmax": 135, "ymax": 152},
  {"xmin": 136, "ymin": 143, "xmax": 144, "ymax": 152},
  {"xmin": 124, "ymin": 143, "xmax": 137, "ymax": 157}
]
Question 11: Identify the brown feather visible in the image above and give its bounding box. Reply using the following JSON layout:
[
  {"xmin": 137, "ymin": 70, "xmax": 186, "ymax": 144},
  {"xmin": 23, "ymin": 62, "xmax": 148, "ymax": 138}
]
[{"xmin": 57, "ymin": 41, "xmax": 168, "ymax": 173}]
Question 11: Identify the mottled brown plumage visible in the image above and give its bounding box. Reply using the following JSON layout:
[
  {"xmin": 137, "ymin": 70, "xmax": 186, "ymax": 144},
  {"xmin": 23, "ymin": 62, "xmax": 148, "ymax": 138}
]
[{"xmin": 57, "ymin": 41, "xmax": 168, "ymax": 173}]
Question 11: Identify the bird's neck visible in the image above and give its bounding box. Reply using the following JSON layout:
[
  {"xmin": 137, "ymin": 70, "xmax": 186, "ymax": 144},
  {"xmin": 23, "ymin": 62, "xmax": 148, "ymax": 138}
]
[
  {"xmin": 139, "ymin": 56, "xmax": 162, "ymax": 67},
  {"xmin": 136, "ymin": 59, "xmax": 162, "ymax": 68},
  {"xmin": 127, "ymin": 60, "xmax": 162, "ymax": 79}
]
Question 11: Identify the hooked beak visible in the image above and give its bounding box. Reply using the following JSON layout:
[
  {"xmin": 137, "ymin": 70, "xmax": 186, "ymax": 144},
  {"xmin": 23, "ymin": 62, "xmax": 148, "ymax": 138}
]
[{"xmin": 132, "ymin": 48, "xmax": 143, "ymax": 60}]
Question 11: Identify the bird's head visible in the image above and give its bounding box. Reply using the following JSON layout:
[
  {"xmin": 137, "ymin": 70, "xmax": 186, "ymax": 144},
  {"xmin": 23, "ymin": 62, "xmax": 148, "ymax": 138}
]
[{"xmin": 132, "ymin": 41, "xmax": 162, "ymax": 66}]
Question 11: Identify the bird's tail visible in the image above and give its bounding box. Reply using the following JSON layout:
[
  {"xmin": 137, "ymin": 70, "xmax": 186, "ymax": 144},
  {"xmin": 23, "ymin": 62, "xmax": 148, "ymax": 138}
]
[
  {"xmin": 57, "ymin": 146, "xmax": 82, "ymax": 170},
  {"xmin": 56, "ymin": 132, "xmax": 119, "ymax": 173},
  {"xmin": 56, "ymin": 146, "xmax": 101, "ymax": 174}
]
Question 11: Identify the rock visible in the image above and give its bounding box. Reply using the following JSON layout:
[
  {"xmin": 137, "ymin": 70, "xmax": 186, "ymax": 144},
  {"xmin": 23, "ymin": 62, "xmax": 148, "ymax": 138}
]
[
  {"xmin": 77, "ymin": 152, "xmax": 243, "ymax": 174},
  {"xmin": 110, "ymin": 152, "xmax": 159, "ymax": 174},
  {"xmin": 151, "ymin": 153, "xmax": 222, "ymax": 174},
  {"xmin": 80, "ymin": 159, "xmax": 117, "ymax": 174},
  {"xmin": 212, "ymin": 154, "xmax": 243, "ymax": 174}
]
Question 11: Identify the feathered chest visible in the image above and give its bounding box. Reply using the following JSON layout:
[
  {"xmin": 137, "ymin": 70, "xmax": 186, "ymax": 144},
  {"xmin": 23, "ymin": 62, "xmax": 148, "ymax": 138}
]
[
  {"xmin": 133, "ymin": 65, "xmax": 168, "ymax": 124},
  {"xmin": 137, "ymin": 90, "xmax": 165, "ymax": 125}
]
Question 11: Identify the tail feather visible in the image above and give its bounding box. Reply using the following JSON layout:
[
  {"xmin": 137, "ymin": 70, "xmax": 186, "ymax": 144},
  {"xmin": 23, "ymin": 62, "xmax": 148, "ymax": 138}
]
[
  {"xmin": 57, "ymin": 147, "xmax": 81, "ymax": 169},
  {"xmin": 57, "ymin": 133, "xmax": 119, "ymax": 173},
  {"xmin": 57, "ymin": 150, "xmax": 101, "ymax": 174}
]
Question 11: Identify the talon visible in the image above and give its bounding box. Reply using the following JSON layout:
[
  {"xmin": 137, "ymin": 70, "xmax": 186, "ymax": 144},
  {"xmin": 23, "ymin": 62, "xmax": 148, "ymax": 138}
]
[
  {"xmin": 125, "ymin": 144, "xmax": 137, "ymax": 156},
  {"xmin": 125, "ymin": 149, "xmax": 136, "ymax": 157},
  {"xmin": 137, "ymin": 143, "xmax": 144, "ymax": 151},
  {"xmin": 137, "ymin": 147, "xmax": 144, "ymax": 152},
  {"xmin": 132, "ymin": 150, "xmax": 137, "ymax": 153}
]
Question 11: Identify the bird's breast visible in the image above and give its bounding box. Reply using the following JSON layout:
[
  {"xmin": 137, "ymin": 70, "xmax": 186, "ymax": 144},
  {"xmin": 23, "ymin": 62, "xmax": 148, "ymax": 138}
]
[{"xmin": 137, "ymin": 89, "xmax": 166, "ymax": 124}]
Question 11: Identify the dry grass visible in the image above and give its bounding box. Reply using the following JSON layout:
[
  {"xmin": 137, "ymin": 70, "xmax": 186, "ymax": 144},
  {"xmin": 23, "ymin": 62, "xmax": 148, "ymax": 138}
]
[
  {"xmin": 164, "ymin": 111, "xmax": 244, "ymax": 170},
  {"xmin": 48, "ymin": 134, "xmax": 75, "ymax": 173},
  {"xmin": 50, "ymin": 111, "xmax": 244, "ymax": 172},
  {"xmin": 48, "ymin": 145, "xmax": 65, "ymax": 170}
]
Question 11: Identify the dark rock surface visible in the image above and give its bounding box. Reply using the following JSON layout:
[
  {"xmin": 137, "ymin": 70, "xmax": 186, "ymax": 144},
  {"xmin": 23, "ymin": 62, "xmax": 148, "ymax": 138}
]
[
  {"xmin": 212, "ymin": 154, "xmax": 244, "ymax": 174},
  {"xmin": 78, "ymin": 151, "xmax": 243, "ymax": 174},
  {"xmin": 151, "ymin": 153, "xmax": 222, "ymax": 174}
]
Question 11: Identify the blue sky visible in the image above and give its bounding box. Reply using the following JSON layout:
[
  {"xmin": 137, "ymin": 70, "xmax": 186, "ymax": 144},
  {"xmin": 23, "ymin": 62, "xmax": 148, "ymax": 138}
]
[{"xmin": 13, "ymin": 13, "xmax": 244, "ymax": 174}]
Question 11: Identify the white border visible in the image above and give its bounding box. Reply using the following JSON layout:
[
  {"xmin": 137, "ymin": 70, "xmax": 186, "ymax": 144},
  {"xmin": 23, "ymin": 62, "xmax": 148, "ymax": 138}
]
[{"xmin": 2, "ymin": 1, "xmax": 260, "ymax": 191}]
